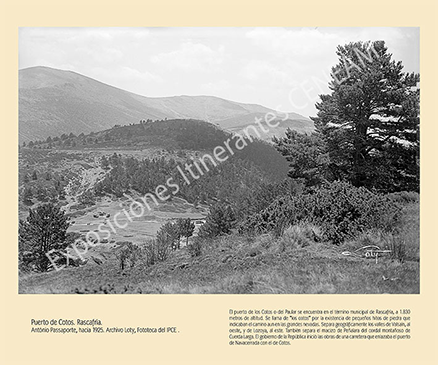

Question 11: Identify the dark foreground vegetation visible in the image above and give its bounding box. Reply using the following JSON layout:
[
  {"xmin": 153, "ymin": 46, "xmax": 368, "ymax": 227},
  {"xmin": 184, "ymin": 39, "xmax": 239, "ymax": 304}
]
[{"xmin": 19, "ymin": 40, "xmax": 420, "ymax": 294}]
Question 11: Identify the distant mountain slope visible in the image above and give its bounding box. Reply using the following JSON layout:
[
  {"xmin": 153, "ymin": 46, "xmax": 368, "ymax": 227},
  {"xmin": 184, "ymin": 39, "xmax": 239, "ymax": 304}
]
[
  {"xmin": 19, "ymin": 66, "xmax": 314, "ymax": 143},
  {"xmin": 216, "ymin": 112, "xmax": 314, "ymax": 141},
  {"xmin": 27, "ymin": 119, "xmax": 290, "ymax": 182}
]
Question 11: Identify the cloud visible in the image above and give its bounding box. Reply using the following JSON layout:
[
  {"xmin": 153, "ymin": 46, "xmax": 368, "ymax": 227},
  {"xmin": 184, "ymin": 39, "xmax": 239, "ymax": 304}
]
[
  {"xmin": 118, "ymin": 66, "xmax": 163, "ymax": 84},
  {"xmin": 200, "ymin": 80, "xmax": 231, "ymax": 93},
  {"xmin": 244, "ymin": 27, "xmax": 419, "ymax": 73},
  {"xmin": 20, "ymin": 27, "xmax": 151, "ymax": 43},
  {"xmin": 242, "ymin": 59, "xmax": 289, "ymax": 84},
  {"xmin": 150, "ymin": 42, "xmax": 226, "ymax": 72},
  {"xmin": 246, "ymin": 27, "xmax": 340, "ymax": 58}
]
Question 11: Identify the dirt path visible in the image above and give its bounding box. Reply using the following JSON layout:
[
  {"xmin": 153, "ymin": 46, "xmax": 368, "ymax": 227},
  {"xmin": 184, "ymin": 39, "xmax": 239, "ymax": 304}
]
[{"xmin": 64, "ymin": 158, "xmax": 108, "ymax": 213}]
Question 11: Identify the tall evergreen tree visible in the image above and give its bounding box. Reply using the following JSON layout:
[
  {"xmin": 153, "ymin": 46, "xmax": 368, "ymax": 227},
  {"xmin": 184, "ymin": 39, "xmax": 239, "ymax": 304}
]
[
  {"xmin": 19, "ymin": 203, "xmax": 70, "ymax": 272},
  {"xmin": 156, "ymin": 221, "xmax": 180, "ymax": 251},
  {"xmin": 198, "ymin": 204, "xmax": 236, "ymax": 238},
  {"xmin": 176, "ymin": 218, "xmax": 195, "ymax": 246},
  {"xmin": 273, "ymin": 129, "xmax": 329, "ymax": 187},
  {"xmin": 311, "ymin": 40, "xmax": 419, "ymax": 192}
]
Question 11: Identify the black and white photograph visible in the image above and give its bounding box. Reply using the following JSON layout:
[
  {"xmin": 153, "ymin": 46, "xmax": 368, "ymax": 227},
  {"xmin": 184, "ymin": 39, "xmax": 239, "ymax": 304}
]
[{"xmin": 18, "ymin": 27, "xmax": 420, "ymax": 294}]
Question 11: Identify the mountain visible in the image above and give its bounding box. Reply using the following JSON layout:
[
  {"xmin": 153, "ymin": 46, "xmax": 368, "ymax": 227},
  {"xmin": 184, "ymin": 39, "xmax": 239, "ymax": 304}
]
[
  {"xmin": 19, "ymin": 66, "xmax": 314, "ymax": 143},
  {"xmin": 215, "ymin": 112, "xmax": 315, "ymax": 141}
]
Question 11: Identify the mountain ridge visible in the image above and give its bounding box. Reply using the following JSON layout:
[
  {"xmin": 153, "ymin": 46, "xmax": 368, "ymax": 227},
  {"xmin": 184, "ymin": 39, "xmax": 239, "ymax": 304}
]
[{"xmin": 19, "ymin": 66, "xmax": 313, "ymax": 143}]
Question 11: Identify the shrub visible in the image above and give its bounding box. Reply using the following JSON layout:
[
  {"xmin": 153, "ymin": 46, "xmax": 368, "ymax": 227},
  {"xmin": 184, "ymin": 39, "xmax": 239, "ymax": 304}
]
[
  {"xmin": 240, "ymin": 181, "xmax": 401, "ymax": 244},
  {"xmin": 143, "ymin": 236, "xmax": 172, "ymax": 265},
  {"xmin": 299, "ymin": 181, "xmax": 401, "ymax": 243},
  {"xmin": 117, "ymin": 242, "xmax": 140, "ymax": 271},
  {"xmin": 117, "ymin": 238, "xmax": 172, "ymax": 271},
  {"xmin": 384, "ymin": 234, "xmax": 407, "ymax": 263},
  {"xmin": 386, "ymin": 191, "xmax": 419, "ymax": 204},
  {"xmin": 142, "ymin": 240, "xmax": 158, "ymax": 266},
  {"xmin": 176, "ymin": 218, "xmax": 195, "ymax": 248},
  {"xmin": 238, "ymin": 197, "xmax": 294, "ymax": 236},
  {"xmin": 155, "ymin": 235, "xmax": 171, "ymax": 262},
  {"xmin": 22, "ymin": 187, "xmax": 33, "ymax": 205},
  {"xmin": 188, "ymin": 237, "xmax": 202, "ymax": 257},
  {"xmin": 285, "ymin": 224, "xmax": 322, "ymax": 248},
  {"xmin": 198, "ymin": 203, "xmax": 236, "ymax": 238},
  {"xmin": 156, "ymin": 221, "xmax": 179, "ymax": 253}
]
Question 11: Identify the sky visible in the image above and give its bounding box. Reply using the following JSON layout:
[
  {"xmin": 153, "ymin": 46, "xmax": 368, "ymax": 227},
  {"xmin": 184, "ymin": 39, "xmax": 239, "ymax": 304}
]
[{"xmin": 19, "ymin": 27, "xmax": 420, "ymax": 118}]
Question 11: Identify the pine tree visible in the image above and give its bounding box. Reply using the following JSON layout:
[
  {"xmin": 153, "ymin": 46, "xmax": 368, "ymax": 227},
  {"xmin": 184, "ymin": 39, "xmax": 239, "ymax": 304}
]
[
  {"xmin": 273, "ymin": 129, "xmax": 329, "ymax": 187},
  {"xmin": 156, "ymin": 221, "xmax": 180, "ymax": 252},
  {"xmin": 198, "ymin": 204, "xmax": 236, "ymax": 238},
  {"xmin": 311, "ymin": 41, "xmax": 419, "ymax": 192},
  {"xmin": 176, "ymin": 218, "xmax": 195, "ymax": 246},
  {"xmin": 19, "ymin": 203, "xmax": 70, "ymax": 272}
]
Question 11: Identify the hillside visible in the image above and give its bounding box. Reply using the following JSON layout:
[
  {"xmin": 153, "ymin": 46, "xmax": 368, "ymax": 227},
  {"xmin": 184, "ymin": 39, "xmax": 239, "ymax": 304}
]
[
  {"xmin": 19, "ymin": 119, "xmax": 291, "ymax": 244},
  {"xmin": 19, "ymin": 66, "xmax": 313, "ymax": 143},
  {"xmin": 24, "ymin": 119, "xmax": 290, "ymax": 181},
  {"xmin": 19, "ymin": 198, "xmax": 420, "ymax": 294},
  {"xmin": 218, "ymin": 112, "xmax": 315, "ymax": 140}
]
